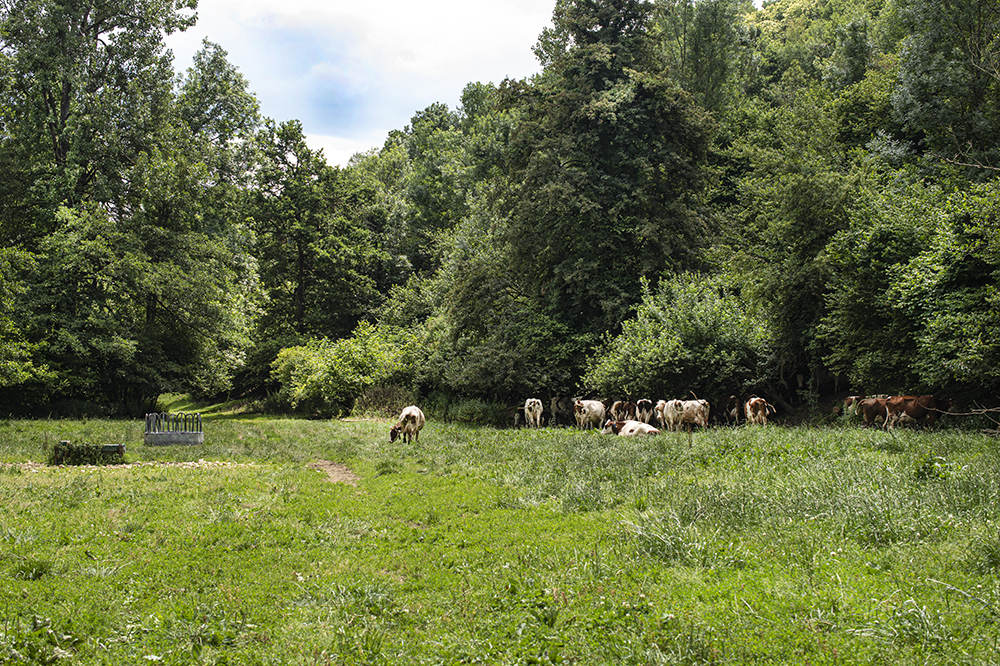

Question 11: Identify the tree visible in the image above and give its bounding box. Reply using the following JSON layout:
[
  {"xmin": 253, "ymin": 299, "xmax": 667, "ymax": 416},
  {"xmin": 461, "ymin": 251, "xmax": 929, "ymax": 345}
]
[
  {"xmin": 654, "ymin": 0, "xmax": 749, "ymax": 113},
  {"xmin": 0, "ymin": 0, "xmax": 197, "ymax": 223},
  {"xmin": 506, "ymin": 0, "xmax": 713, "ymax": 337},
  {"xmin": 892, "ymin": 0, "xmax": 1000, "ymax": 167},
  {"xmin": 0, "ymin": 248, "xmax": 43, "ymax": 392},
  {"xmin": 253, "ymin": 120, "xmax": 380, "ymax": 344},
  {"xmin": 889, "ymin": 183, "xmax": 1000, "ymax": 393},
  {"xmin": 583, "ymin": 274, "xmax": 773, "ymax": 398},
  {"xmin": 0, "ymin": 22, "xmax": 265, "ymax": 413},
  {"xmin": 819, "ymin": 172, "xmax": 940, "ymax": 392},
  {"xmin": 21, "ymin": 204, "xmax": 254, "ymax": 414}
]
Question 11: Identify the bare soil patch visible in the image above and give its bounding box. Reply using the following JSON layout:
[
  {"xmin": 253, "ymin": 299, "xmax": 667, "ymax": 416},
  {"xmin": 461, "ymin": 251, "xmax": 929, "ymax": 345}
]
[{"xmin": 308, "ymin": 459, "xmax": 360, "ymax": 486}]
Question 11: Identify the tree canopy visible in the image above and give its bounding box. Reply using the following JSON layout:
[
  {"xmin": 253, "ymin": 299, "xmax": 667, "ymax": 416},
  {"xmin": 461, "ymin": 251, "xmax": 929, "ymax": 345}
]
[{"xmin": 2, "ymin": 0, "xmax": 999, "ymax": 416}]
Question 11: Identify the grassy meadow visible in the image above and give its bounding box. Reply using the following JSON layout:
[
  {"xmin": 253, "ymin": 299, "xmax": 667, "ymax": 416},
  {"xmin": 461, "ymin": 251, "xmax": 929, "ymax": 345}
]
[{"xmin": 2, "ymin": 410, "xmax": 1000, "ymax": 664}]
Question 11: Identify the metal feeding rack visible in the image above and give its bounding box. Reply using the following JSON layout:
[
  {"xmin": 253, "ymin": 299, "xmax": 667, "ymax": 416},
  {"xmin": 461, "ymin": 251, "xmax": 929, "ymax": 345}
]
[{"xmin": 144, "ymin": 412, "xmax": 204, "ymax": 446}]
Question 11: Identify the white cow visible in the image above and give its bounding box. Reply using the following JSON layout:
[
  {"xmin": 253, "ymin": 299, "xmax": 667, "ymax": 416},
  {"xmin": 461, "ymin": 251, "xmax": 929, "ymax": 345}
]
[
  {"xmin": 390, "ymin": 405, "xmax": 425, "ymax": 443},
  {"xmin": 524, "ymin": 398, "xmax": 543, "ymax": 428},
  {"xmin": 574, "ymin": 399, "xmax": 606, "ymax": 430}
]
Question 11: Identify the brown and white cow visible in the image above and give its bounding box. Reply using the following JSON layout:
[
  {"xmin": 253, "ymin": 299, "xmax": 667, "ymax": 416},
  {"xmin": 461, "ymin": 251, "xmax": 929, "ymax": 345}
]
[
  {"xmin": 635, "ymin": 399, "xmax": 656, "ymax": 425},
  {"xmin": 609, "ymin": 400, "xmax": 637, "ymax": 422},
  {"xmin": 661, "ymin": 399, "xmax": 710, "ymax": 431},
  {"xmin": 390, "ymin": 405, "xmax": 425, "ymax": 443},
  {"xmin": 601, "ymin": 419, "xmax": 661, "ymax": 436},
  {"xmin": 524, "ymin": 398, "xmax": 543, "ymax": 428},
  {"xmin": 844, "ymin": 395, "xmax": 865, "ymax": 416},
  {"xmin": 885, "ymin": 395, "xmax": 954, "ymax": 430},
  {"xmin": 744, "ymin": 396, "xmax": 775, "ymax": 425}
]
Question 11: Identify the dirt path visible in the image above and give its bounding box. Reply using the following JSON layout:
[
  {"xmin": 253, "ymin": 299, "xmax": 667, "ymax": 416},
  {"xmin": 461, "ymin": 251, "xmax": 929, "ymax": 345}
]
[{"xmin": 308, "ymin": 459, "xmax": 360, "ymax": 486}]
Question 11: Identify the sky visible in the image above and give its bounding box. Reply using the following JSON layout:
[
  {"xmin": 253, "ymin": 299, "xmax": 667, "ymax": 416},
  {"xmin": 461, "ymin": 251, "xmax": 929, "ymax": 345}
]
[{"xmin": 165, "ymin": 0, "xmax": 555, "ymax": 167}]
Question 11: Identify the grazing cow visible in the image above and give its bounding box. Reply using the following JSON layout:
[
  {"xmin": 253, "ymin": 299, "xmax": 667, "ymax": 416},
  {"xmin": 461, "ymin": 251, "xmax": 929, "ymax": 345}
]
[
  {"xmin": 856, "ymin": 397, "xmax": 888, "ymax": 427},
  {"xmin": 716, "ymin": 395, "xmax": 741, "ymax": 426},
  {"xmin": 390, "ymin": 405, "xmax": 425, "ymax": 443},
  {"xmin": 744, "ymin": 396, "xmax": 775, "ymax": 425},
  {"xmin": 885, "ymin": 395, "xmax": 954, "ymax": 430},
  {"xmin": 602, "ymin": 419, "xmax": 661, "ymax": 436},
  {"xmin": 574, "ymin": 399, "xmax": 606, "ymax": 430},
  {"xmin": 654, "ymin": 400, "xmax": 668, "ymax": 428},
  {"xmin": 635, "ymin": 399, "xmax": 656, "ymax": 425},
  {"xmin": 524, "ymin": 398, "xmax": 543, "ymax": 428},
  {"xmin": 550, "ymin": 396, "xmax": 575, "ymax": 427},
  {"xmin": 609, "ymin": 400, "xmax": 637, "ymax": 422}
]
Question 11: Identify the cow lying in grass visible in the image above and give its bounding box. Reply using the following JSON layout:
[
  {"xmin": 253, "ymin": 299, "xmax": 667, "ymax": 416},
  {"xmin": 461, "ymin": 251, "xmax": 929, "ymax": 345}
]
[{"xmin": 601, "ymin": 420, "xmax": 660, "ymax": 436}]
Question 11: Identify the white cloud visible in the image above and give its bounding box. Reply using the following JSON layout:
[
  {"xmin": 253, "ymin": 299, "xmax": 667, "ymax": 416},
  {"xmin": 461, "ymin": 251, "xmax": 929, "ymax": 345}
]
[
  {"xmin": 167, "ymin": 0, "xmax": 553, "ymax": 166},
  {"xmin": 305, "ymin": 131, "xmax": 389, "ymax": 168}
]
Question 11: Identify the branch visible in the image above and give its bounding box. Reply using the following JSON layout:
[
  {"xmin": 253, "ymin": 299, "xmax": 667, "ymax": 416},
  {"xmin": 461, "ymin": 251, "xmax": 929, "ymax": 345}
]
[{"xmin": 932, "ymin": 142, "xmax": 1000, "ymax": 172}]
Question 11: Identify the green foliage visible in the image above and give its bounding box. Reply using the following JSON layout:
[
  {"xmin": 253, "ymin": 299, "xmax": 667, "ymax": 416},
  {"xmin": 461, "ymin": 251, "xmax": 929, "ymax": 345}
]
[
  {"xmin": 254, "ymin": 120, "xmax": 382, "ymax": 342},
  {"xmin": 21, "ymin": 204, "xmax": 256, "ymax": 414},
  {"xmin": 0, "ymin": 0, "xmax": 196, "ymax": 218},
  {"xmin": 271, "ymin": 322, "xmax": 423, "ymax": 417},
  {"xmin": 889, "ymin": 182, "xmax": 1000, "ymax": 391},
  {"xmin": 0, "ymin": 248, "xmax": 43, "ymax": 390},
  {"xmin": 654, "ymin": 0, "xmax": 750, "ymax": 112},
  {"xmin": 583, "ymin": 274, "xmax": 773, "ymax": 396},
  {"xmin": 822, "ymin": 177, "xmax": 1000, "ymax": 393},
  {"xmin": 892, "ymin": 0, "xmax": 1000, "ymax": 165}
]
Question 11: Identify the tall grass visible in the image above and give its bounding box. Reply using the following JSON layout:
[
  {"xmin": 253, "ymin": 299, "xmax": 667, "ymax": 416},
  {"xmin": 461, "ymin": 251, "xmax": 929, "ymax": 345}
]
[{"xmin": 1, "ymin": 417, "xmax": 999, "ymax": 664}]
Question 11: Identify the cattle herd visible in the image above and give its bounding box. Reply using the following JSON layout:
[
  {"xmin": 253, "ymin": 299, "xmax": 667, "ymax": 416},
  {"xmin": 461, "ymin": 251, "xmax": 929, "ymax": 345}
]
[
  {"xmin": 517, "ymin": 394, "xmax": 778, "ymax": 437},
  {"xmin": 389, "ymin": 393, "xmax": 957, "ymax": 442}
]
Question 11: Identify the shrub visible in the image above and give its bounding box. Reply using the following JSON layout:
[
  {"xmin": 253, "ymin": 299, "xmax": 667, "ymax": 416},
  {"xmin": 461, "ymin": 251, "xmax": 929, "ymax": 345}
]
[
  {"xmin": 48, "ymin": 440, "xmax": 125, "ymax": 466},
  {"xmin": 583, "ymin": 274, "xmax": 773, "ymax": 397},
  {"xmin": 352, "ymin": 385, "xmax": 419, "ymax": 419},
  {"xmin": 271, "ymin": 323, "xmax": 423, "ymax": 418}
]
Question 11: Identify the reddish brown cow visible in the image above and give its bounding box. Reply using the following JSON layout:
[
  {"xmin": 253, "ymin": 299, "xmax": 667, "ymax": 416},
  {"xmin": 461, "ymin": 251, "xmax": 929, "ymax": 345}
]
[
  {"xmin": 844, "ymin": 395, "xmax": 865, "ymax": 416},
  {"xmin": 885, "ymin": 395, "xmax": 954, "ymax": 430},
  {"xmin": 856, "ymin": 398, "xmax": 888, "ymax": 427}
]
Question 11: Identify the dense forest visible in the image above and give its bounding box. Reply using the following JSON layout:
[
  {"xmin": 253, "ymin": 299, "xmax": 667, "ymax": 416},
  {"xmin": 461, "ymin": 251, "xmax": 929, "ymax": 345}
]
[{"xmin": 0, "ymin": 0, "xmax": 998, "ymax": 418}]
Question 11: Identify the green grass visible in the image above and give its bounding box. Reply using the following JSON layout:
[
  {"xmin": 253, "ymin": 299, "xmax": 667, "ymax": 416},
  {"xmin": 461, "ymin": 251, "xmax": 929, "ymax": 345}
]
[{"xmin": 2, "ymin": 417, "xmax": 999, "ymax": 664}]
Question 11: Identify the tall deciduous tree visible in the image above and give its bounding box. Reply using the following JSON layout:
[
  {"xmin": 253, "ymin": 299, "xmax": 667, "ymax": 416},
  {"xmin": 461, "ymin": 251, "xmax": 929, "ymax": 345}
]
[
  {"xmin": 0, "ymin": 0, "xmax": 197, "ymax": 223},
  {"xmin": 253, "ymin": 120, "xmax": 380, "ymax": 344},
  {"xmin": 506, "ymin": 0, "xmax": 712, "ymax": 336},
  {"xmin": 0, "ymin": 10, "xmax": 266, "ymax": 413},
  {"xmin": 654, "ymin": 0, "xmax": 749, "ymax": 113},
  {"xmin": 892, "ymin": 0, "xmax": 1000, "ymax": 166}
]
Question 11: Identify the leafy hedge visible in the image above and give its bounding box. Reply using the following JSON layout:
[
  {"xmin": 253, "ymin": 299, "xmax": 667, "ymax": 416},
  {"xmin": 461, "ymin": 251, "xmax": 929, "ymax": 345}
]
[{"xmin": 271, "ymin": 322, "xmax": 423, "ymax": 417}]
